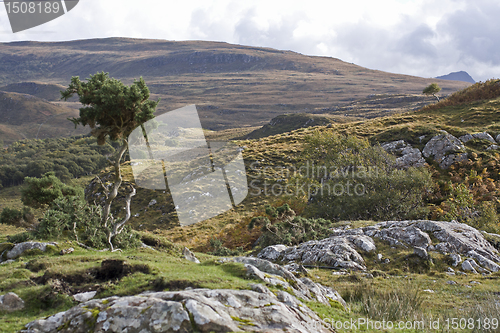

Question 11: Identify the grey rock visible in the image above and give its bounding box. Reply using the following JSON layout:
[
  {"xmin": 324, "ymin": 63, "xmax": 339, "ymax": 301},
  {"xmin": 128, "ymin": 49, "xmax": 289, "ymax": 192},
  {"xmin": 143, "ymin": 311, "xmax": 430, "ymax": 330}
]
[
  {"xmin": 0, "ymin": 259, "xmax": 15, "ymax": 265},
  {"xmin": 374, "ymin": 225, "xmax": 431, "ymax": 248},
  {"xmin": 472, "ymin": 132, "xmax": 496, "ymax": 143},
  {"xmin": 459, "ymin": 134, "xmax": 474, "ymax": 143},
  {"xmin": 447, "ymin": 267, "xmax": 455, "ymax": 273},
  {"xmin": 346, "ymin": 235, "xmax": 376, "ymax": 252},
  {"xmin": 414, "ymin": 220, "xmax": 500, "ymax": 263},
  {"xmin": 0, "ymin": 292, "xmax": 25, "ymax": 312},
  {"xmin": 414, "ymin": 246, "xmax": 429, "ymax": 259},
  {"xmin": 462, "ymin": 259, "xmax": 479, "ymax": 273},
  {"xmin": 450, "ymin": 253, "xmax": 462, "ymax": 267},
  {"xmin": 422, "ymin": 133, "xmax": 467, "ymax": 169},
  {"xmin": 257, "ymin": 244, "xmax": 287, "ymax": 261},
  {"xmin": 6, "ymin": 242, "xmax": 57, "ymax": 260},
  {"xmin": 383, "ymin": 258, "xmax": 391, "ymax": 264},
  {"xmin": 381, "ymin": 140, "xmax": 425, "ymax": 168},
  {"xmin": 377, "ymin": 253, "xmax": 383, "ymax": 261},
  {"xmin": 488, "ymin": 144, "xmax": 500, "ymax": 150},
  {"xmin": 73, "ymin": 291, "xmax": 97, "ymax": 303},
  {"xmin": 182, "ymin": 247, "xmax": 200, "ymax": 264},
  {"xmin": 22, "ymin": 289, "xmax": 334, "ymax": 333},
  {"xmin": 446, "ymin": 280, "xmax": 458, "ymax": 285},
  {"xmin": 60, "ymin": 247, "xmax": 74, "ymax": 255},
  {"xmin": 283, "ymin": 263, "xmax": 309, "ymax": 276},
  {"xmin": 148, "ymin": 199, "xmax": 157, "ymax": 206},
  {"xmin": 496, "ymin": 134, "xmax": 500, "ymax": 143},
  {"xmin": 467, "ymin": 250, "xmax": 500, "ymax": 272},
  {"xmin": 234, "ymin": 257, "xmax": 346, "ymax": 308}
]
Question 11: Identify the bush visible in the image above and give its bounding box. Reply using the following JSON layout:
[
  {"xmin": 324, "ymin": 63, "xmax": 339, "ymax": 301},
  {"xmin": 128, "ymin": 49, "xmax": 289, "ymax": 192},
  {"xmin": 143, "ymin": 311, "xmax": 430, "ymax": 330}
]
[
  {"xmin": 34, "ymin": 194, "xmax": 140, "ymax": 250},
  {"xmin": 21, "ymin": 172, "xmax": 81, "ymax": 208},
  {"xmin": 208, "ymin": 238, "xmax": 244, "ymax": 256},
  {"xmin": 249, "ymin": 203, "xmax": 333, "ymax": 248},
  {"xmin": 299, "ymin": 131, "xmax": 433, "ymax": 221},
  {"xmin": 0, "ymin": 206, "xmax": 35, "ymax": 228}
]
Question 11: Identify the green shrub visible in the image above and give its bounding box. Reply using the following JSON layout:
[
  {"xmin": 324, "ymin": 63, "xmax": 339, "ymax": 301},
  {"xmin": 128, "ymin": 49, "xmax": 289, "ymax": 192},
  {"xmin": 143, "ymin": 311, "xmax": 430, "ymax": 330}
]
[
  {"xmin": 249, "ymin": 203, "xmax": 333, "ymax": 247},
  {"xmin": 0, "ymin": 206, "xmax": 35, "ymax": 227},
  {"xmin": 21, "ymin": 172, "xmax": 82, "ymax": 208},
  {"xmin": 34, "ymin": 194, "xmax": 140, "ymax": 250},
  {"xmin": 208, "ymin": 238, "xmax": 244, "ymax": 256},
  {"xmin": 299, "ymin": 131, "xmax": 433, "ymax": 221}
]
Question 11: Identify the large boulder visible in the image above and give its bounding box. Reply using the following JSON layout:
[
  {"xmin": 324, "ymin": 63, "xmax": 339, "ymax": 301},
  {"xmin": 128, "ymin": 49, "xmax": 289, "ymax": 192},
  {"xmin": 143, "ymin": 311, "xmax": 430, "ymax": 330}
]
[
  {"xmin": 381, "ymin": 140, "xmax": 425, "ymax": 168},
  {"xmin": 5, "ymin": 241, "xmax": 58, "ymax": 260},
  {"xmin": 0, "ymin": 292, "xmax": 25, "ymax": 312},
  {"xmin": 422, "ymin": 133, "xmax": 467, "ymax": 169},
  {"xmin": 22, "ymin": 287, "xmax": 334, "ymax": 333},
  {"xmin": 257, "ymin": 220, "xmax": 500, "ymax": 274},
  {"xmin": 233, "ymin": 257, "xmax": 346, "ymax": 308}
]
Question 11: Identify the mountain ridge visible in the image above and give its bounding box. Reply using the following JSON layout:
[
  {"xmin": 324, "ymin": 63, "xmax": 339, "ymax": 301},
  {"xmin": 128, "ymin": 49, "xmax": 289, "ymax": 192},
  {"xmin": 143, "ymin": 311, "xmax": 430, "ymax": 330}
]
[
  {"xmin": 436, "ymin": 70, "xmax": 475, "ymax": 84},
  {"xmin": 0, "ymin": 37, "xmax": 470, "ymax": 140}
]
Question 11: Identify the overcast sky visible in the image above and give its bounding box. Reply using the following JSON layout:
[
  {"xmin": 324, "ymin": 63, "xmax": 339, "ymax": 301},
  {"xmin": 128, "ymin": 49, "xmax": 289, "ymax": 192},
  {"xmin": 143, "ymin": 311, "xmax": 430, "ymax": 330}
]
[{"xmin": 1, "ymin": 0, "xmax": 499, "ymax": 82}]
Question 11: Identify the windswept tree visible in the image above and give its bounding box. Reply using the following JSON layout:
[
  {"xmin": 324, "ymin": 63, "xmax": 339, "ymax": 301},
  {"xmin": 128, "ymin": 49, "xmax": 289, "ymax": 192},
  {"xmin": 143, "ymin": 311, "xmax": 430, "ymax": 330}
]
[
  {"xmin": 423, "ymin": 83, "xmax": 442, "ymax": 102},
  {"xmin": 61, "ymin": 72, "xmax": 159, "ymax": 250}
]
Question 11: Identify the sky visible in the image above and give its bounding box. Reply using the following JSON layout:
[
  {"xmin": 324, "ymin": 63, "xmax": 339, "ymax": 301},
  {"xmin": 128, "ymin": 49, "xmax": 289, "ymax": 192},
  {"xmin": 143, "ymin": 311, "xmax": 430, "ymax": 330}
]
[{"xmin": 1, "ymin": 0, "xmax": 499, "ymax": 82}]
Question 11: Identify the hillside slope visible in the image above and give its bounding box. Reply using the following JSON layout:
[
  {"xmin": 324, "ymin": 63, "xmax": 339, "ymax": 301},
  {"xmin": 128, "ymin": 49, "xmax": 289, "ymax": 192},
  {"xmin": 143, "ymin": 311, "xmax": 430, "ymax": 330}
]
[
  {"xmin": 0, "ymin": 91, "xmax": 88, "ymax": 144},
  {"xmin": 0, "ymin": 38, "xmax": 469, "ymax": 131}
]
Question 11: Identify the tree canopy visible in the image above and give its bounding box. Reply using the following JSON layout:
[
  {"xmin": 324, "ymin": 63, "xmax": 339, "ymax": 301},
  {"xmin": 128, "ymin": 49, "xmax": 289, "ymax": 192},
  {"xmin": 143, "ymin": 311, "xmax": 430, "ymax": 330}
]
[
  {"xmin": 62, "ymin": 72, "xmax": 159, "ymax": 145},
  {"xmin": 423, "ymin": 83, "xmax": 442, "ymax": 101}
]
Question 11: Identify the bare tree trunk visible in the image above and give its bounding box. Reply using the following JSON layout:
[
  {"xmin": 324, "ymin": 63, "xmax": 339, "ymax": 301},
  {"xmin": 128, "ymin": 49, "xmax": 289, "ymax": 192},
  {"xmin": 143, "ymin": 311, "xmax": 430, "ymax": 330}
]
[
  {"xmin": 102, "ymin": 138, "xmax": 128, "ymax": 228},
  {"xmin": 108, "ymin": 185, "xmax": 136, "ymax": 252}
]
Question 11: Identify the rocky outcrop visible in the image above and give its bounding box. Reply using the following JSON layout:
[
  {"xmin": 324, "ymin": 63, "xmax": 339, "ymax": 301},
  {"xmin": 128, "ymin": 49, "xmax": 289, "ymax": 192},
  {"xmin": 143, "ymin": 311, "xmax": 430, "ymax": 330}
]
[
  {"xmin": 182, "ymin": 247, "xmax": 200, "ymax": 264},
  {"xmin": 257, "ymin": 220, "xmax": 500, "ymax": 274},
  {"xmin": 459, "ymin": 132, "xmax": 496, "ymax": 144},
  {"xmin": 258, "ymin": 231, "xmax": 373, "ymax": 271},
  {"xmin": 381, "ymin": 140, "xmax": 425, "ymax": 168},
  {"xmin": 0, "ymin": 292, "xmax": 24, "ymax": 312},
  {"xmin": 232, "ymin": 257, "xmax": 346, "ymax": 308},
  {"xmin": 2, "ymin": 241, "xmax": 57, "ymax": 261},
  {"xmin": 422, "ymin": 133, "xmax": 467, "ymax": 169},
  {"xmin": 22, "ymin": 287, "xmax": 334, "ymax": 333}
]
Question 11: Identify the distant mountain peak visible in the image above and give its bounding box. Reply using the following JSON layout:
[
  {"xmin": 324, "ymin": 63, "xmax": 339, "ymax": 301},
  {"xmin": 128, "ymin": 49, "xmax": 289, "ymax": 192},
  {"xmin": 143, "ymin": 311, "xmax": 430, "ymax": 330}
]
[{"xmin": 436, "ymin": 71, "xmax": 475, "ymax": 84}]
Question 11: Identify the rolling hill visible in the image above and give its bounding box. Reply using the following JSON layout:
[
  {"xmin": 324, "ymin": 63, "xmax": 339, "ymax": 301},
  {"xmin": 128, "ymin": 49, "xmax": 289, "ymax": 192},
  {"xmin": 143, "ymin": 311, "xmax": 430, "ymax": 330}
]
[
  {"xmin": 0, "ymin": 37, "xmax": 469, "ymax": 136},
  {"xmin": 0, "ymin": 91, "xmax": 88, "ymax": 144}
]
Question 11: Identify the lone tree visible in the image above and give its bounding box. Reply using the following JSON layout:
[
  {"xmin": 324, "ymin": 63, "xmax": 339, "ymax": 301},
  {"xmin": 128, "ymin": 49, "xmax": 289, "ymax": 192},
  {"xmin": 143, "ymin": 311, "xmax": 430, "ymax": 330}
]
[
  {"xmin": 423, "ymin": 83, "xmax": 442, "ymax": 102},
  {"xmin": 61, "ymin": 72, "xmax": 159, "ymax": 250}
]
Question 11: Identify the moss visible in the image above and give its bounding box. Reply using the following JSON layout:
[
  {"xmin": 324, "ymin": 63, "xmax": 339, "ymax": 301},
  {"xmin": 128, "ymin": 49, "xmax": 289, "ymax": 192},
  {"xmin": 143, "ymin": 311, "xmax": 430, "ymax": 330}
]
[
  {"xmin": 11, "ymin": 268, "xmax": 33, "ymax": 279},
  {"xmin": 231, "ymin": 316, "xmax": 256, "ymax": 326},
  {"xmin": 44, "ymin": 244, "xmax": 59, "ymax": 255},
  {"xmin": 20, "ymin": 248, "xmax": 44, "ymax": 257},
  {"xmin": 0, "ymin": 242, "xmax": 14, "ymax": 259}
]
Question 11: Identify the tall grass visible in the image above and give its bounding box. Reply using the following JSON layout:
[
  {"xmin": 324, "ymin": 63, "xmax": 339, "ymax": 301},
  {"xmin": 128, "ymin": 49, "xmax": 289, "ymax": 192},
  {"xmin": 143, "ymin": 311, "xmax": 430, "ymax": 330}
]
[
  {"xmin": 422, "ymin": 79, "xmax": 500, "ymax": 112},
  {"xmin": 344, "ymin": 282, "xmax": 424, "ymax": 322}
]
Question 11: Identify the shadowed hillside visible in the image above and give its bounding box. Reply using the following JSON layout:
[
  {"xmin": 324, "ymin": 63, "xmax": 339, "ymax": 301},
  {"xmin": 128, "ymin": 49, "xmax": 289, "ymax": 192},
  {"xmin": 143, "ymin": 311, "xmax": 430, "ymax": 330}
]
[
  {"xmin": 0, "ymin": 38, "xmax": 469, "ymax": 132},
  {"xmin": 0, "ymin": 91, "xmax": 88, "ymax": 144}
]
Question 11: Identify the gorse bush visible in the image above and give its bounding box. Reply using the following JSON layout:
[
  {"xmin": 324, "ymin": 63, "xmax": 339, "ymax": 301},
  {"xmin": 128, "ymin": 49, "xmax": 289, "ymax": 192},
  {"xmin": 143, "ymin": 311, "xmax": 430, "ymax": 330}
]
[
  {"xmin": 208, "ymin": 238, "xmax": 244, "ymax": 256},
  {"xmin": 0, "ymin": 135, "xmax": 116, "ymax": 187},
  {"xmin": 299, "ymin": 130, "xmax": 433, "ymax": 221},
  {"xmin": 21, "ymin": 172, "xmax": 82, "ymax": 208},
  {"xmin": 0, "ymin": 206, "xmax": 35, "ymax": 228},
  {"xmin": 249, "ymin": 203, "xmax": 333, "ymax": 247},
  {"xmin": 35, "ymin": 194, "xmax": 140, "ymax": 249}
]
